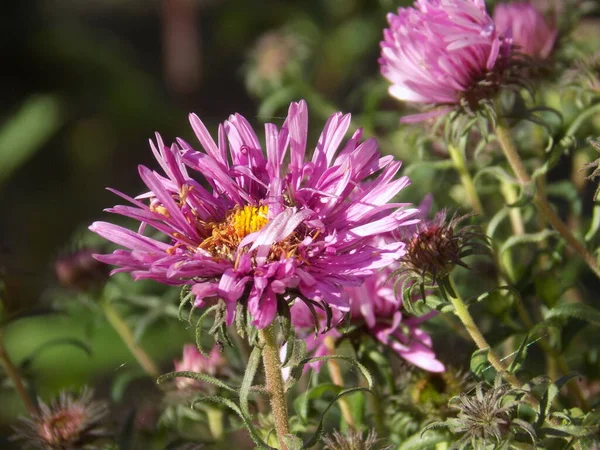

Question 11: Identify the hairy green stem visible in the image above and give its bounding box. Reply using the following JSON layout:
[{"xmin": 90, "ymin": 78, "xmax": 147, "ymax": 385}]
[
  {"xmin": 259, "ymin": 326, "xmax": 290, "ymax": 450},
  {"xmin": 495, "ymin": 120, "xmax": 600, "ymax": 279},
  {"xmin": 447, "ymin": 144, "xmax": 484, "ymax": 215},
  {"xmin": 101, "ymin": 300, "xmax": 160, "ymax": 378},
  {"xmin": 0, "ymin": 330, "xmax": 37, "ymax": 415}
]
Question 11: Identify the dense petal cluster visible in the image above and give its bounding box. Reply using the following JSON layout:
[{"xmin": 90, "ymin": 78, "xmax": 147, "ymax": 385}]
[
  {"xmin": 379, "ymin": 0, "xmax": 512, "ymax": 120},
  {"xmin": 173, "ymin": 345, "xmax": 225, "ymax": 390},
  {"xmin": 493, "ymin": 2, "xmax": 557, "ymax": 60},
  {"xmin": 91, "ymin": 100, "xmax": 418, "ymax": 328}
]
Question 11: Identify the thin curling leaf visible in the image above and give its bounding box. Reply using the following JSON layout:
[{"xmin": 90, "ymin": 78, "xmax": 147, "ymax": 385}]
[
  {"xmin": 293, "ymin": 384, "xmax": 343, "ymax": 424},
  {"xmin": 470, "ymin": 348, "xmax": 494, "ymax": 380},
  {"xmin": 486, "ymin": 207, "xmax": 510, "ymax": 239},
  {"xmin": 240, "ymin": 346, "xmax": 262, "ymax": 417},
  {"xmin": 585, "ymin": 204, "xmax": 600, "ymax": 242},
  {"xmin": 178, "ymin": 285, "xmax": 193, "ymax": 322},
  {"xmin": 546, "ymin": 303, "xmax": 600, "ymax": 327},
  {"xmin": 500, "ymin": 229, "xmax": 557, "ymax": 256},
  {"xmin": 194, "ymin": 304, "xmax": 220, "ymax": 357},
  {"xmin": 399, "ymin": 430, "xmax": 447, "ymax": 450},
  {"xmin": 192, "ymin": 396, "xmax": 275, "ymax": 450},
  {"xmin": 508, "ymin": 333, "xmax": 530, "ymax": 374},
  {"xmin": 299, "ymin": 355, "xmax": 373, "ymax": 389},
  {"xmin": 301, "ymin": 387, "xmax": 372, "ymax": 449},
  {"xmin": 507, "ymin": 180, "xmax": 536, "ymax": 208},
  {"xmin": 474, "ymin": 166, "xmax": 518, "ymax": 186},
  {"xmin": 156, "ymin": 371, "xmax": 239, "ymax": 393}
]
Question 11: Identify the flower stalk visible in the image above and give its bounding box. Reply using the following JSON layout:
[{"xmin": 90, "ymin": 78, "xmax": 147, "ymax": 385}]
[
  {"xmin": 259, "ymin": 326, "xmax": 290, "ymax": 450},
  {"xmin": 0, "ymin": 329, "xmax": 37, "ymax": 415},
  {"xmin": 101, "ymin": 300, "xmax": 160, "ymax": 379},
  {"xmin": 495, "ymin": 119, "xmax": 600, "ymax": 280},
  {"xmin": 324, "ymin": 335, "xmax": 356, "ymax": 430},
  {"xmin": 448, "ymin": 144, "xmax": 484, "ymax": 215}
]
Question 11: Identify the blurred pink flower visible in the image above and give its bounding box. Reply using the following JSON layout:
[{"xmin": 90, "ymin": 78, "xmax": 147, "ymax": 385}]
[
  {"xmin": 379, "ymin": 0, "xmax": 512, "ymax": 121},
  {"xmin": 90, "ymin": 100, "xmax": 418, "ymax": 328},
  {"xmin": 173, "ymin": 345, "xmax": 225, "ymax": 390},
  {"xmin": 493, "ymin": 2, "xmax": 557, "ymax": 60}
]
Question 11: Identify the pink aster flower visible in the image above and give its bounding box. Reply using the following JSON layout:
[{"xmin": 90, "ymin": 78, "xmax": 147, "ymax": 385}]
[
  {"xmin": 291, "ymin": 262, "xmax": 444, "ymax": 372},
  {"xmin": 291, "ymin": 196, "xmax": 444, "ymax": 373},
  {"xmin": 90, "ymin": 100, "xmax": 418, "ymax": 328},
  {"xmin": 173, "ymin": 344, "xmax": 225, "ymax": 390},
  {"xmin": 379, "ymin": 0, "xmax": 513, "ymax": 121},
  {"xmin": 493, "ymin": 2, "xmax": 557, "ymax": 60}
]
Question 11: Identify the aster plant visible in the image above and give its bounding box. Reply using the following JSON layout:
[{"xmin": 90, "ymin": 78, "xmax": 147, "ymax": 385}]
[
  {"xmin": 8, "ymin": 0, "xmax": 600, "ymax": 448},
  {"xmin": 90, "ymin": 100, "xmax": 420, "ymax": 448}
]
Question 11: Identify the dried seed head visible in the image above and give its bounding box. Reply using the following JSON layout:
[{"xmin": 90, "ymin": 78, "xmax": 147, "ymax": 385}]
[
  {"xmin": 11, "ymin": 389, "xmax": 109, "ymax": 450},
  {"xmin": 423, "ymin": 376, "xmax": 530, "ymax": 449},
  {"xmin": 322, "ymin": 430, "xmax": 391, "ymax": 450}
]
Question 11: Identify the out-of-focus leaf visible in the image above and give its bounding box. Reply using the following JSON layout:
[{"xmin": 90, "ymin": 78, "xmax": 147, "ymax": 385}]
[
  {"xmin": 0, "ymin": 94, "xmax": 64, "ymax": 186},
  {"xmin": 546, "ymin": 303, "xmax": 600, "ymax": 327},
  {"xmin": 19, "ymin": 338, "xmax": 92, "ymax": 371},
  {"xmin": 398, "ymin": 431, "xmax": 447, "ymax": 450},
  {"xmin": 500, "ymin": 229, "xmax": 556, "ymax": 256},
  {"xmin": 111, "ymin": 369, "xmax": 146, "ymax": 402},
  {"xmin": 585, "ymin": 204, "xmax": 600, "ymax": 242}
]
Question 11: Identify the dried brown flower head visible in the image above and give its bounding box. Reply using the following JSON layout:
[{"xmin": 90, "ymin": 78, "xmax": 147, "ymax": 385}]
[
  {"xmin": 11, "ymin": 389, "xmax": 109, "ymax": 450},
  {"xmin": 322, "ymin": 430, "xmax": 390, "ymax": 450}
]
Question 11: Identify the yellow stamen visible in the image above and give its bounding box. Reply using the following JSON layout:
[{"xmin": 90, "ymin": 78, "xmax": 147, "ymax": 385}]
[{"xmin": 199, "ymin": 205, "xmax": 269, "ymax": 258}]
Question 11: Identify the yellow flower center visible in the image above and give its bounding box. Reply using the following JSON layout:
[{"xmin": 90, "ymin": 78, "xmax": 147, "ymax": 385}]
[{"xmin": 199, "ymin": 205, "xmax": 269, "ymax": 259}]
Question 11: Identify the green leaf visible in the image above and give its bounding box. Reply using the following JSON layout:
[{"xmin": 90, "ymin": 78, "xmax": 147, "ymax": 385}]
[
  {"xmin": 301, "ymin": 387, "xmax": 372, "ymax": 449},
  {"xmin": 474, "ymin": 166, "xmax": 518, "ymax": 185},
  {"xmin": 585, "ymin": 204, "xmax": 600, "ymax": 242},
  {"xmin": 0, "ymin": 94, "xmax": 64, "ymax": 187},
  {"xmin": 546, "ymin": 303, "xmax": 600, "ymax": 327},
  {"xmin": 500, "ymin": 229, "xmax": 557, "ymax": 256},
  {"xmin": 192, "ymin": 395, "xmax": 275, "ymax": 449},
  {"xmin": 299, "ymin": 355, "xmax": 373, "ymax": 389},
  {"xmin": 470, "ymin": 348, "xmax": 495, "ymax": 380},
  {"xmin": 398, "ymin": 430, "xmax": 448, "ymax": 450},
  {"xmin": 537, "ymin": 374, "xmax": 579, "ymax": 427},
  {"xmin": 240, "ymin": 346, "xmax": 262, "ymax": 417},
  {"xmin": 111, "ymin": 369, "xmax": 146, "ymax": 402},
  {"xmin": 19, "ymin": 338, "xmax": 92, "ymax": 371},
  {"xmin": 193, "ymin": 304, "xmax": 220, "ymax": 357},
  {"xmin": 293, "ymin": 383, "xmax": 342, "ymax": 424},
  {"xmin": 156, "ymin": 371, "xmax": 239, "ymax": 393},
  {"xmin": 508, "ymin": 333, "xmax": 529, "ymax": 374}
]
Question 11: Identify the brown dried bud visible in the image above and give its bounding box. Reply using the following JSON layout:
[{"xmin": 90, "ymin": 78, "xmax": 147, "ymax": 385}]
[{"xmin": 396, "ymin": 211, "xmax": 489, "ymax": 286}]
